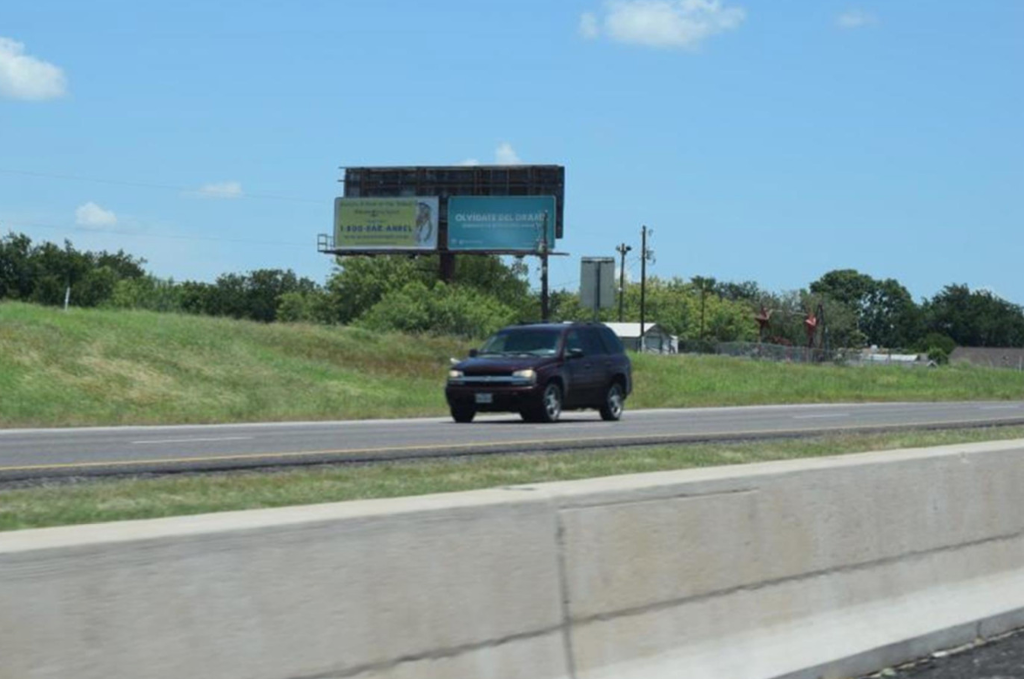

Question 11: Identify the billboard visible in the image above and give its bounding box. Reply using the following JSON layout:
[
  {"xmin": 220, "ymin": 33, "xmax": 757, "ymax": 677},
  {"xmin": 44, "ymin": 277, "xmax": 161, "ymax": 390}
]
[
  {"xmin": 447, "ymin": 196, "xmax": 557, "ymax": 252},
  {"xmin": 342, "ymin": 166, "xmax": 565, "ymax": 239},
  {"xmin": 333, "ymin": 197, "xmax": 439, "ymax": 251}
]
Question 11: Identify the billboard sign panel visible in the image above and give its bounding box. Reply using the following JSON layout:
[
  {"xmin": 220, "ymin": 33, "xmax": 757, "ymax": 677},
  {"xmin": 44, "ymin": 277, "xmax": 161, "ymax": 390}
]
[
  {"xmin": 333, "ymin": 197, "xmax": 439, "ymax": 251},
  {"xmin": 447, "ymin": 196, "xmax": 557, "ymax": 252}
]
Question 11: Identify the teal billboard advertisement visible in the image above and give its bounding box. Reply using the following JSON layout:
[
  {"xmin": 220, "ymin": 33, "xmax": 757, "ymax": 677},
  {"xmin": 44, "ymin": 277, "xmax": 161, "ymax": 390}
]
[{"xmin": 447, "ymin": 196, "xmax": 557, "ymax": 252}]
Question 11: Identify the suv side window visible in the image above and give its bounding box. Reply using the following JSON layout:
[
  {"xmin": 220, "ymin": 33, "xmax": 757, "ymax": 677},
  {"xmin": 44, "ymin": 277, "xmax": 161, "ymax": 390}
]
[
  {"xmin": 565, "ymin": 330, "xmax": 584, "ymax": 355},
  {"xmin": 597, "ymin": 326, "xmax": 625, "ymax": 354},
  {"xmin": 581, "ymin": 328, "xmax": 607, "ymax": 356}
]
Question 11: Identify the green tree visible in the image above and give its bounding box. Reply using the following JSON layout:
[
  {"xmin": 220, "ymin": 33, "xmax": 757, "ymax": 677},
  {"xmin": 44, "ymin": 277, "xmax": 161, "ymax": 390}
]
[
  {"xmin": 914, "ymin": 332, "xmax": 956, "ymax": 355},
  {"xmin": 107, "ymin": 275, "xmax": 183, "ymax": 312},
  {"xmin": 276, "ymin": 289, "xmax": 334, "ymax": 324},
  {"xmin": 0, "ymin": 232, "xmax": 36, "ymax": 300},
  {"xmin": 358, "ymin": 281, "xmax": 516, "ymax": 338},
  {"xmin": 924, "ymin": 285, "xmax": 1024, "ymax": 347},
  {"xmin": 325, "ymin": 254, "xmax": 532, "ymax": 325},
  {"xmin": 810, "ymin": 269, "xmax": 921, "ymax": 348},
  {"xmin": 73, "ymin": 266, "xmax": 120, "ymax": 308},
  {"xmin": 714, "ymin": 280, "xmax": 762, "ymax": 303},
  {"xmin": 0, "ymin": 232, "xmax": 147, "ymax": 307},
  {"xmin": 325, "ymin": 256, "xmax": 434, "ymax": 324}
]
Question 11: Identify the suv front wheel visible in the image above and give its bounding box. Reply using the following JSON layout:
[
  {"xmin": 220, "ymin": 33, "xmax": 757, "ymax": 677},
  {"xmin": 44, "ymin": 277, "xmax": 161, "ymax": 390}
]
[
  {"xmin": 524, "ymin": 382, "xmax": 562, "ymax": 423},
  {"xmin": 451, "ymin": 406, "xmax": 476, "ymax": 423},
  {"xmin": 599, "ymin": 382, "xmax": 625, "ymax": 421}
]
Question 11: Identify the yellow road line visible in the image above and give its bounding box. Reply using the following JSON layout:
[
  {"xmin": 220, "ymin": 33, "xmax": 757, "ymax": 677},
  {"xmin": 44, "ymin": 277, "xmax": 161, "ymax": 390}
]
[{"xmin": 2, "ymin": 417, "xmax": 1022, "ymax": 474}]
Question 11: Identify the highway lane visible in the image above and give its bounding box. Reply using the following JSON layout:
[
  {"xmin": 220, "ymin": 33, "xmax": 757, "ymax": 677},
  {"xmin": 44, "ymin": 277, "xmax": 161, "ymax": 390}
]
[{"xmin": 2, "ymin": 401, "xmax": 1024, "ymax": 480}]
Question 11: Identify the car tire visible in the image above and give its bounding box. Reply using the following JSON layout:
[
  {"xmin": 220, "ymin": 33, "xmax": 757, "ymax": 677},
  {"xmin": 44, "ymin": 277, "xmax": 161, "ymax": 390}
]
[
  {"xmin": 531, "ymin": 382, "xmax": 563, "ymax": 423},
  {"xmin": 599, "ymin": 382, "xmax": 625, "ymax": 421},
  {"xmin": 451, "ymin": 406, "xmax": 476, "ymax": 423}
]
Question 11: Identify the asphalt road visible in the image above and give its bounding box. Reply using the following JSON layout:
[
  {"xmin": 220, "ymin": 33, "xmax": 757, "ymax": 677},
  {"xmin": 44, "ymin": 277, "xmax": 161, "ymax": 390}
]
[
  {"xmin": 2, "ymin": 401, "xmax": 1024, "ymax": 481},
  {"xmin": 866, "ymin": 628, "xmax": 1024, "ymax": 678}
]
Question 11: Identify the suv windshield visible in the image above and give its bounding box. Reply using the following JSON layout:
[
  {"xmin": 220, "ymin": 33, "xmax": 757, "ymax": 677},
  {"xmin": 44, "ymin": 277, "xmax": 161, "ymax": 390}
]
[{"xmin": 479, "ymin": 329, "xmax": 562, "ymax": 356}]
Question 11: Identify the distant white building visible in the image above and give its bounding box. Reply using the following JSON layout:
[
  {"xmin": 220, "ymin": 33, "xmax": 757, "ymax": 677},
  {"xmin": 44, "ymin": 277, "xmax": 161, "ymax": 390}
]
[
  {"xmin": 862, "ymin": 351, "xmax": 926, "ymax": 365},
  {"xmin": 603, "ymin": 322, "xmax": 678, "ymax": 354}
]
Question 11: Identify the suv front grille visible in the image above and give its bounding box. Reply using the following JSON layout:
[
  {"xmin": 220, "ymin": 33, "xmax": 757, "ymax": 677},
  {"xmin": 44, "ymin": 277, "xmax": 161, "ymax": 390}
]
[{"xmin": 455, "ymin": 376, "xmax": 527, "ymax": 385}]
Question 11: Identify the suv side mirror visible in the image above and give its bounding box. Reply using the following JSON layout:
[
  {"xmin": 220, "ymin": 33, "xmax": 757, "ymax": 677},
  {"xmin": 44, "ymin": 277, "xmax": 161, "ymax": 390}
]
[
  {"xmin": 468, "ymin": 348, "xmax": 479, "ymax": 358},
  {"xmin": 567, "ymin": 347, "xmax": 584, "ymax": 359}
]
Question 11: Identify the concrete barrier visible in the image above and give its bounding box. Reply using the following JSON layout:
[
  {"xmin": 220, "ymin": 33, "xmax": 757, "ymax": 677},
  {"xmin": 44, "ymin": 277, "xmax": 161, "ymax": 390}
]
[{"xmin": 2, "ymin": 439, "xmax": 1024, "ymax": 679}]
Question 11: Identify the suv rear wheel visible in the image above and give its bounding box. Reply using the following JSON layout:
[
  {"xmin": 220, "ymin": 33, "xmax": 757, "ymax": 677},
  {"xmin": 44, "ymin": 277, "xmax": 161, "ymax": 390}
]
[{"xmin": 599, "ymin": 382, "xmax": 625, "ymax": 421}]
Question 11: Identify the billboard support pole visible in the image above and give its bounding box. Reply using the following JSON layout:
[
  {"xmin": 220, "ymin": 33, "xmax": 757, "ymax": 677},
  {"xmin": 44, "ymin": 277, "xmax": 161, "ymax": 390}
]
[
  {"xmin": 440, "ymin": 253, "xmax": 455, "ymax": 283},
  {"xmin": 541, "ymin": 252, "xmax": 549, "ymax": 322},
  {"xmin": 539, "ymin": 211, "xmax": 550, "ymax": 321},
  {"xmin": 439, "ymin": 214, "xmax": 455, "ymax": 283}
]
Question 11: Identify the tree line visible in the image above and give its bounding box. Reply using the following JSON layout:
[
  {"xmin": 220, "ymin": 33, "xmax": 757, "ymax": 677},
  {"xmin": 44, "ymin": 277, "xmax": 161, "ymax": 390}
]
[{"xmin": 3, "ymin": 231, "xmax": 1024, "ymax": 355}]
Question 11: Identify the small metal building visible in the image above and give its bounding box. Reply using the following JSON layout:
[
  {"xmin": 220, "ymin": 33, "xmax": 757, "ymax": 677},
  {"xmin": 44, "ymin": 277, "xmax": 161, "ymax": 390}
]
[{"xmin": 603, "ymin": 323, "xmax": 678, "ymax": 354}]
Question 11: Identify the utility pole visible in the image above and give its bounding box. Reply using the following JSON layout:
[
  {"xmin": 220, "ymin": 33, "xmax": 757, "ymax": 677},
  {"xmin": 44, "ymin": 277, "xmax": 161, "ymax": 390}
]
[
  {"xmin": 539, "ymin": 211, "xmax": 550, "ymax": 321},
  {"xmin": 615, "ymin": 242, "xmax": 632, "ymax": 322},
  {"xmin": 694, "ymin": 276, "xmax": 708, "ymax": 341},
  {"xmin": 700, "ymin": 284, "xmax": 706, "ymax": 341},
  {"xmin": 640, "ymin": 226, "xmax": 653, "ymax": 350}
]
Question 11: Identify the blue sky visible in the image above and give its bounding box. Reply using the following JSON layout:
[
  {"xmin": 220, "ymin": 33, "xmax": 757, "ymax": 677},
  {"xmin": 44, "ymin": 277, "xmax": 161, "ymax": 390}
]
[{"xmin": 1, "ymin": 0, "xmax": 1021, "ymax": 303}]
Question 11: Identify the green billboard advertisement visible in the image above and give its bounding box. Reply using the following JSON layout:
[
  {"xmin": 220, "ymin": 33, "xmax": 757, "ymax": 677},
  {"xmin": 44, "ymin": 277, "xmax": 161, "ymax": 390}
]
[
  {"xmin": 447, "ymin": 196, "xmax": 557, "ymax": 252},
  {"xmin": 333, "ymin": 197, "xmax": 439, "ymax": 251}
]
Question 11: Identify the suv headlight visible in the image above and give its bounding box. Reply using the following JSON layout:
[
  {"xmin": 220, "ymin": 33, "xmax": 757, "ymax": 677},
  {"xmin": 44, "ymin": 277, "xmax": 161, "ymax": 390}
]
[
  {"xmin": 512, "ymin": 368, "xmax": 537, "ymax": 384},
  {"xmin": 448, "ymin": 369, "xmax": 464, "ymax": 380}
]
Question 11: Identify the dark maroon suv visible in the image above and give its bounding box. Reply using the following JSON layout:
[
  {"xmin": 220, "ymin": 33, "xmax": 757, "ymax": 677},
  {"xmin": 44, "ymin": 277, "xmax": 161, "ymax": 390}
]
[{"xmin": 445, "ymin": 322, "xmax": 633, "ymax": 423}]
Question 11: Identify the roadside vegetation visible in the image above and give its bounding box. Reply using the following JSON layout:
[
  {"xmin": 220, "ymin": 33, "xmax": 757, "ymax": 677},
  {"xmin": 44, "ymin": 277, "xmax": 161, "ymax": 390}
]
[
  {"xmin": 2, "ymin": 302, "xmax": 1024, "ymax": 428},
  {"xmin": 0, "ymin": 302, "xmax": 470, "ymax": 427},
  {"xmin": 631, "ymin": 352, "xmax": 1024, "ymax": 406},
  {"xmin": 5, "ymin": 231, "xmax": 1024, "ymax": 353},
  {"xmin": 3, "ymin": 426, "xmax": 1023, "ymax": 532}
]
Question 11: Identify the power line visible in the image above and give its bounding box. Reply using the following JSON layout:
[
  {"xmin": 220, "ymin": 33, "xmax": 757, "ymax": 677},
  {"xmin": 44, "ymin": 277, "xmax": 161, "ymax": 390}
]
[
  {"xmin": 0, "ymin": 168, "xmax": 323, "ymax": 204},
  {"xmin": 1, "ymin": 219, "xmax": 310, "ymax": 249}
]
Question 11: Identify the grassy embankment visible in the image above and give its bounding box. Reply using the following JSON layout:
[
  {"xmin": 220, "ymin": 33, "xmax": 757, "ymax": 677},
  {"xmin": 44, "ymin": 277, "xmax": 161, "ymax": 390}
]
[
  {"xmin": 3, "ymin": 426, "xmax": 1024, "ymax": 531},
  {"xmin": 2, "ymin": 301, "xmax": 1024, "ymax": 428}
]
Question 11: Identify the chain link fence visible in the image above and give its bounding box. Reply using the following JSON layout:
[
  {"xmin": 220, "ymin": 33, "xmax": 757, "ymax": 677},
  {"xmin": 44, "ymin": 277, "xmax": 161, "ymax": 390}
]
[{"xmin": 671, "ymin": 340, "xmax": 933, "ymax": 367}]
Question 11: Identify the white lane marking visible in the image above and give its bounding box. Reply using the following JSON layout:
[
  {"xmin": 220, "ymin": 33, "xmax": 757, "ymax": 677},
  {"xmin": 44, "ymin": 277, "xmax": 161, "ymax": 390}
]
[
  {"xmin": 978, "ymin": 405, "xmax": 1022, "ymax": 411},
  {"xmin": 792, "ymin": 413, "xmax": 851, "ymax": 420},
  {"xmin": 133, "ymin": 436, "xmax": 254, "ymax": 445}
]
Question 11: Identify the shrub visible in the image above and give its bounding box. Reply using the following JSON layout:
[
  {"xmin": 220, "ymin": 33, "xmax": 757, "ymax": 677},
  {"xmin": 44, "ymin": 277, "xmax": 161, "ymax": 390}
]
[
  {"xmin": 927, "ymin": 346, "xmax": 950, "ymax": 365},
  {"xmin": 358, "ymin": 282, "xmax": 517, "ymax": 339},
  {"xmin": 916, "ymin": 332, "xmax": 956, "ymax": 356}
]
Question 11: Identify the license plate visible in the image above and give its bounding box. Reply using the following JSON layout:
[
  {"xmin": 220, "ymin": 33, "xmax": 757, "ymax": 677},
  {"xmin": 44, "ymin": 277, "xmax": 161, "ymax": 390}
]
[{"xmin": 475, "ymin": 393, "xmax": 494, "ymax": 404}]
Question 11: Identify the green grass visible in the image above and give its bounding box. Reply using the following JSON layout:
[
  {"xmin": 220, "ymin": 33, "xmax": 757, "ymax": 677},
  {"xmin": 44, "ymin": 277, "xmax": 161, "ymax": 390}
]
[
  {"xmin": 3, "ymin": 426, "xmax": 1023, "ymax": 532},
  {"xmin": 631, "ymin": 352, "xmax": 1024, "ymax": 406},
  {"xmin": 0, "ymin": 302, "xmax": 472, "ymax": 427},
  {"xmin": 1, "ymin": 301, "xmax": 1023, "ymax": 428}
]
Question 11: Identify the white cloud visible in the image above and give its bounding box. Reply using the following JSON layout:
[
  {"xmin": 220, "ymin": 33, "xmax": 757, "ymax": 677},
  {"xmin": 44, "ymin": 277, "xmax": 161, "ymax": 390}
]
[
  {"xmin": 837, "ymin": 9, "xmax": 878, "ymax": 29},
  {"xmin": 75, "ymin": 202, "xmax": 118, "ymax": 229},
  {"xmin": 196, "ymin": 181, "xmax": 244, "ymax": 199},
  {"xmin": 455, "ymin": 143, "xmax": 523, "ymax": 166},
  {"xmin": 580, "ymin": 12, "xmax": 601, "ymax": 39},
  {"xmin": 495, "ymin": 142, "xmax": 522, "ymax": 165},
  {"xmin": 0, "ymin": 37, "xmax": 67, "ymax": 100},
  {"xmin": 584, "ymin": 0, "xmax": 746, "ymax": 50}
]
